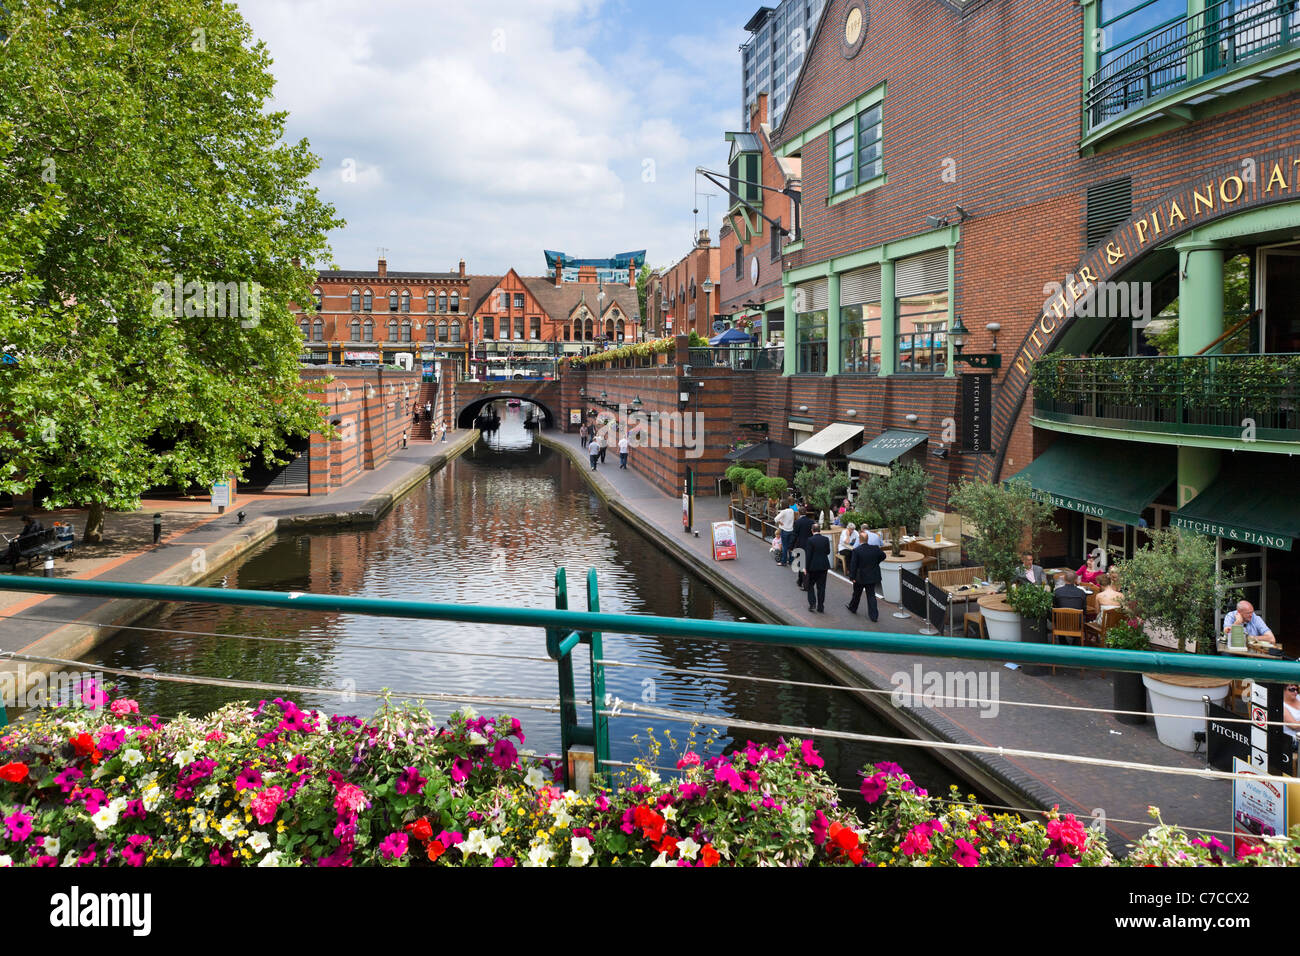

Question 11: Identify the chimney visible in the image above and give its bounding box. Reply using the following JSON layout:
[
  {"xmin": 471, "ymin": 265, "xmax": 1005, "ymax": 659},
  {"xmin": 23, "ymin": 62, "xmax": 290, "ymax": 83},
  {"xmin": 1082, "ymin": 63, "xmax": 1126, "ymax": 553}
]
[
  {"xmin": 458, "ymin": 259, "xmax": 466, "ymax": 278},
  {"xmin": 554, "ymin": 256, "xmax": 564, "ymax": 287},
  {"xmin": 751, "ymin": 92, "xmax": 769, "ymax": 130},
  {"xmin": 696, "ymin": 228, "xmax": 711, "ymax": 249},
  {"xmin": 377, "ymin": 257, "xmax": 387, "ymax": 278}
]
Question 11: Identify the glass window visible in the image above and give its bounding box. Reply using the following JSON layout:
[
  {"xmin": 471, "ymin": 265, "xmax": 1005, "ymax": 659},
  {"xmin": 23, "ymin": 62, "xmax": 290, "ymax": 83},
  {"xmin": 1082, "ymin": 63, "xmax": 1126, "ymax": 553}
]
[
  {"xmin": 437, "ymin": 320, "xmax": 448, "ymax": 342},
  {"xmin": 312, "ymin": 319, "xmax": 323, "ymax": 341},
  {"xmin": 362, "ymin": 290, "xmax": 372, "ymax": 312},
  {"xmin": 351, "ymin": 290, "xmax": 360, "ymax": 312},
  {"xmin": 388, "ymin": 291, "xmax": 398, "ymax": 312},
  {"xmin": 350, "ymin": 319, "xmax": 360, "ymax": 342},
  {"xmin": 483, "ymin": 316, "xmax": 495, "ymax": 339},
  {"xmin": 499, "ymin": 292, "xmax": 509, "ymax": 310},
  {"xmin": 832, "ymin": 119, "xmax": 856, "ymax": 192},
  {"xmin": 840, "ymin": 303, "xmax": 882, "ymax": 373},
  {"xmin": 363, "ymin": 319, "xmax": 373, "ymax": 342},
  {"xmin": 616, "ymin": 320, "xmax": 625, "ymax": 341},
  {"xmin": 401, "ymin": 291, "xmax": 410, "ymax": 313},
  {"xmin": 857, "ymin": 106, "xmax": 882, "ymax": 181},
  {"xmin": 299, "ymin": 319, "xmax": 310, "ymax": 338},
  {"xmin": 437, "ymin": 293, "xmax": 446, "ymax": 313},
  {"xmin": 895, "ymin": 294, "xmax": 950, "ymax": 374},
  {"xmin": 530, "ymin": 316, "xmax": 541, "ymax": 340},
  {"xmin": 401, "ymin": 320, "xmax": 411, "ymax": 342},
  {"xmin": 449, "ymin": 292, "xmax": 460, "ymax": 313},
  {"xmin": 514, "ymin": 316, "xmax": 525, "ymax": 340},
  {"xmin": 387, "ymin": 318, "xmax": 398, "ymax": 340},
  {"xmin": 514, "ymin": 293, "xmax": 525, "ymax": 310},
  {"xmin": 1099, "ymin": 0, "xmax": 1185, "ymax": 68},
  {"xmin": 426, "ymin": 291, "xmax": 436, "ymax": 313},
  {"xmin": 313, "ymin": 289, "xmax": 323, "ymax": 311},
  {"xmin": 450, "ymin": 321, "xmax": 461, "ymax": 344},
  {"xmin": 796, "ymin": 309, "xmax": 828, "ymax": 374}
]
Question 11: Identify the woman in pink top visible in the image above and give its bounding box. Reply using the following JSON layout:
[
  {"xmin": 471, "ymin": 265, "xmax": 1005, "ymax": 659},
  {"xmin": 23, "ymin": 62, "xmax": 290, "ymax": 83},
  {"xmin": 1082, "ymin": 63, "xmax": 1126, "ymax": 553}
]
[{"xmin": 1076, "ymin": 552, "xmax": 1104, "ymax": 586}]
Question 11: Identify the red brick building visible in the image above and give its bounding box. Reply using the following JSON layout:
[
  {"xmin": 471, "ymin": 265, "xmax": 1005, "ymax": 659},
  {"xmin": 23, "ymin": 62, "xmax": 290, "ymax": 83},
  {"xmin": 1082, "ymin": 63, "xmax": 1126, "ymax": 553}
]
[{"xmin": 658, "ymin": 230, "xmax": 722, "ymax": 338}]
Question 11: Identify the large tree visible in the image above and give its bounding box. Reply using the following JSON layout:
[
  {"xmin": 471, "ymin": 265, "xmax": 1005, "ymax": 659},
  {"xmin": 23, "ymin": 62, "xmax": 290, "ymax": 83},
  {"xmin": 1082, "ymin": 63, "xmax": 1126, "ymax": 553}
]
[{"xmin": 0, "ymin": 0, "xmax": 343, "ymax": 540}]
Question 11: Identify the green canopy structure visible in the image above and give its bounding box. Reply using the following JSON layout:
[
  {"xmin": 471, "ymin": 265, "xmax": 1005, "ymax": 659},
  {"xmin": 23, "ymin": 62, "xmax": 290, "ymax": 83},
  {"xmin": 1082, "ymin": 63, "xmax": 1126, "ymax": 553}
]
[{"xmin": 1005, "ymin": 437, "xmax": 1175, "ymax": 525}]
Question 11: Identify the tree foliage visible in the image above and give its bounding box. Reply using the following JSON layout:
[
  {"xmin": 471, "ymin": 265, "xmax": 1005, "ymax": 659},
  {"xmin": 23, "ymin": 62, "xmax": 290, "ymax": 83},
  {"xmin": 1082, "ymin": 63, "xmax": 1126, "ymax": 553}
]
[
  {"xmin": 1115, "ymin": 529, "xmax": 1240, "ymax": 654},
  {"xmin": 947, "ymin": 478, "xmax": 1057, "ymax": 591},
  {"xmin": 0, "ymin": 0, "xmax": 343, "ymax": 539},
  {"xmin": 793, "ymin": 463, "xmax": 848, "ymax": 520},
  {"xmin": 859, "ymin": 462, "xmax": 930, "ymax": 557}
]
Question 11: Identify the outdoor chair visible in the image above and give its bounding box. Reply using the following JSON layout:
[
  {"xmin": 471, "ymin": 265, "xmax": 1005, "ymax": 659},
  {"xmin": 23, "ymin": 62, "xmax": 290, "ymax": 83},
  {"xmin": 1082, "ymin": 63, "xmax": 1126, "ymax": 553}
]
[
  {"xmin": 1050, "ymin": 609, "xmax": 1086, "ymax": 672},
  {"xmin": 1085, "ymin": 607, "xmax": 1125, "ymax": 646},
  {"xmin": 963, "ymin": 610, "xmax": 987, "ymax": 640}
]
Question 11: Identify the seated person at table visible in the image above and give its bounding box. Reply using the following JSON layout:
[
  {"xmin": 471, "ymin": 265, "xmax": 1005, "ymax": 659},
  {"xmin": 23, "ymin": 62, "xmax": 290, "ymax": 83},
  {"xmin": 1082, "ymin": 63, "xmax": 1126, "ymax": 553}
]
[
  {"xmin": 1223, "ymin": 600, "xmax": 1276, "ymax": 644},
  {"xmin": 1052, "ymin": 571, "xmax": 1088, "ymax": 613},
  {"xmin": 1015, "ymin": 551, "xmax": 1047, "ymax": 586},
  {"xmin": 1076, "ymin": 552, "xmax": 1104, "ymax": 586},
  {"xmin": 1093, "ymin": 574, "xmax": 1124, "ymax": 613}
]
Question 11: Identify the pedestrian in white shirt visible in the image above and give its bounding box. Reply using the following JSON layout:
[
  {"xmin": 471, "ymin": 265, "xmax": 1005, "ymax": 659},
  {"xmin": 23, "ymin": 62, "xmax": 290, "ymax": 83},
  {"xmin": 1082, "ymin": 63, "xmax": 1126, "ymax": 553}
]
[
  {"xmin": 618, "ymin": 435, "xmax": 629, "ymax": 469},
  {"xmin": 587, "ymin": 438, "xmax": 600, "ymax": 471}
]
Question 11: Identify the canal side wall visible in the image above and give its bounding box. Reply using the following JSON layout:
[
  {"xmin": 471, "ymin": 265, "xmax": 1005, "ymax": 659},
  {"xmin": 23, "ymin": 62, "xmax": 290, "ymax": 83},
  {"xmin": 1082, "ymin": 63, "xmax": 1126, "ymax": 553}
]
[
  {"xmin": 0, "ymin": 431, "xmax": 479, "ymax": 700},
  {"xmin": 535, "ymin": 430, "xmax": 1041, "ymax": 814}
]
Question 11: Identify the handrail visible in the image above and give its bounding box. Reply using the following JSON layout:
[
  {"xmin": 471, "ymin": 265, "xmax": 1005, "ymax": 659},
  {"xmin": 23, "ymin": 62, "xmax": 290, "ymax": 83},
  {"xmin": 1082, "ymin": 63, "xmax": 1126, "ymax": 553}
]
[
  {"xmin": 2, "ymin": 574, "xmax": 1299, "ymax": 682},
  {"xmin": 1194, "ymin": 309, "xmax": 1258, "ymax": 355}
]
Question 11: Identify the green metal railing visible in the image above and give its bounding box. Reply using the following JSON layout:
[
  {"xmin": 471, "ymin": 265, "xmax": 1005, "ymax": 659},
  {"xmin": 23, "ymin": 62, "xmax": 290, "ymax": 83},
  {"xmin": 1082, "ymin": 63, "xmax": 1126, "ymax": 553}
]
[
  {"xmin": 4, "ymin": 574, "xmax": 1300, "ymax": 767},
  {"xmin": 1033, "ymin": 352, "xmax": 1300, "ymax": 442},
  {"xmin": 1087, "ymin": 0, "xmax": 1300, "ymax": 130}
]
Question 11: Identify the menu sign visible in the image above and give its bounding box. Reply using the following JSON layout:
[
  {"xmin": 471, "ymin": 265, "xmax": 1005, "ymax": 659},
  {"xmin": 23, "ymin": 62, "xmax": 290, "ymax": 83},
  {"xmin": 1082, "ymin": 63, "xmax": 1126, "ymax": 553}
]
[{"xmin": 961, "ymin": 373, "xmax": 992, "ymax": 454}]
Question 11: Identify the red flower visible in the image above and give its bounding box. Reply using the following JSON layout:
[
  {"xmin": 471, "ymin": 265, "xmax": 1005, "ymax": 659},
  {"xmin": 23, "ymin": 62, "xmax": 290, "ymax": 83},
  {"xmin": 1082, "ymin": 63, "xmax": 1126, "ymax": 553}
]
[
  {"xmin": 700, "ymin": 844, "xmax": 720, "ymax": 867},
  {"xmin": 69, "ymin": 733, "xmax": 94, "ymax": 757},
  {"xmin": 0, "ymin": 762, "xmax": 28, "ymax": 783},
  {"xmin": 657, "ymin": 835, "xmax": 679, "ymax": 858},
  {"xmin": 406, "ymin": 817, "xmax": 433, "ymax": 842},
  {"xmin": 427, "ymin": 841, "xmax": 445, "ymax": 862}
]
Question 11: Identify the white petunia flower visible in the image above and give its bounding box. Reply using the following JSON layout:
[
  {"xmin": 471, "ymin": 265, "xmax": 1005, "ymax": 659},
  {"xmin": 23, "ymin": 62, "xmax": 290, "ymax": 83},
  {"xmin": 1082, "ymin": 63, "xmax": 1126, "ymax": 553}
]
[
  {"xmin": 90, "ymin": 805, "xmax": 120, "ymax": 832},
  {"xmin": 173, "ymin": 749, "xmax": 195, "ymax": 767},
  {"xmin": 141, "ymin": 781, "xmax": 163, "ymax": 813},
  {"xmin": 663, "ymin": 806, "xmax": 677, "ymax": 823},
  {"xmin": 644, "ymin": 770, "xmax": 661, "ymax": 785},
  {"xmin": 190, "ymin": 811, "xmax": 208, "ymax": 833},
  {"xmin": 461, "ymin": 829, "xmax": 490, "ymax": 857},
  {"xmin": 458, "ymin": 705, "xmax": 478, "ymax": 719},
  {"xmin": 525, "ymin": 844, "xmax": 554, "ymax": 867},
  {"xmin": 258, "ymin": 850, "xmax": 283, "ymax": 867},
  {"xmin": 122, "ymin": 749, "xmax": 144, "ymax": 767},
  {"xmin": 217, "ymin": 815, "xmax": 242, "ymax": 841},
  {"xmin": 650, "ymin": 851, "xmax": 672, "ymax": 867},
  {"xmin": 677, "ymin": 837, "xmax": 700, "ymax": 860},
  {"xmin": 43, "ymin": 836, "xmax": 61, "ymax": 856},
  {"xmin": 524, "ymin": 767, "xmax": 546, "ymax": 789},
  {"xmin": 569, "ymin": 837, "xmax": 593, "ymax": 867},
  {"xmin": 482, "ymin": 835, "xmax": 503, "ymax": 858},
  {"xmin": 199, "ymin": 784, "xmax": 220, "ymax": 805},
  {"xmin": 246, "ymin": 831, "xmax": 271, "ymax": 853},
  {"xmin": 551, "ymin": 805, "xmax": 573, "ymax": 828},
  {"xmin": 0, "ymin": 855, "xmax": 11, "ymax": 867},
  {"xmin": 468, "ymin": 732, "xmax": 489, "ymax": 747}
]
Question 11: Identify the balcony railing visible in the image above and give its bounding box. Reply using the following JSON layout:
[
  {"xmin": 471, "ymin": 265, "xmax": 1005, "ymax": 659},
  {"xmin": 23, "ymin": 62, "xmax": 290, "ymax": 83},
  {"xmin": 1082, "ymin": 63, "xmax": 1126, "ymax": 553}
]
[
  {"xmin": 1032, "ymin": 352, "xmax": 1300, "ymax": 442},
  {"xmin": 1086, "ymin": 0, "xmax": 1300, "ymax": 131},
  {"xmin": 687, "ymin": 345, "xmax": 785, "ymax": 372}
]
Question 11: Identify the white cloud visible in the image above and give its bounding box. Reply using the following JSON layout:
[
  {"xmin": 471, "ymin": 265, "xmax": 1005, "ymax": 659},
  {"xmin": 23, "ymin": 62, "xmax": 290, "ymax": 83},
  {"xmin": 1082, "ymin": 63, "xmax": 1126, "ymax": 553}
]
[{"xmin": 237, "ymin": 0, "xmax": 747, "ymax": 274}]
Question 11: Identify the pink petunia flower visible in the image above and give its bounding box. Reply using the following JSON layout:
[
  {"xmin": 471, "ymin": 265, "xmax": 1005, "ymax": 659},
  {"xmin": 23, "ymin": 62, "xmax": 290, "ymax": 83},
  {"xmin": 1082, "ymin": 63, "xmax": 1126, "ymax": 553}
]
[{"xmin": 379, "ymin": 832, "xmax": 408, "ymax": 860}]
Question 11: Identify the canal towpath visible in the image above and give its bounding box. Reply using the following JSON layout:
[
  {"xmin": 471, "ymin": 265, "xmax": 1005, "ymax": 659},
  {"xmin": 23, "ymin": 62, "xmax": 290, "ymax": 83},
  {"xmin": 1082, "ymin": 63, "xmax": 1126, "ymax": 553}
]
[{"xmin": 538, "ymin": 430, "xmax": 1230, "ymax": 854}]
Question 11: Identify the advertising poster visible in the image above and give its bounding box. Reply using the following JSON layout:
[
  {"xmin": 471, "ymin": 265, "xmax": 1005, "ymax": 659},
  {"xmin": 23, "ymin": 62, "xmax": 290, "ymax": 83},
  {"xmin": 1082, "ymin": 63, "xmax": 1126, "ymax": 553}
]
[
  {"xmin": 1232, "ymin": 756, "xmax": 1287, "ymax": 855},
  {"xmin": 211, "ymin": 481, "xmax": 230, "ymax": 512},
  {"xmin": 682, "ymin": 493, "xmax": 689, "ymax": 529},
  {"xmin": 570, "ymin": 409, "xmax": 583, "ymax": 425},
  {"xmin": 711, "ymin": 520, "xmax": 738, "ymax": 561}
]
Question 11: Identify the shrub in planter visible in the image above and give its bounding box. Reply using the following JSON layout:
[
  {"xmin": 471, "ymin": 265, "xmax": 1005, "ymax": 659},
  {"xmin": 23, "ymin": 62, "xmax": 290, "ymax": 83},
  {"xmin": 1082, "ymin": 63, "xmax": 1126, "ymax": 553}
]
[
  {"xmin": 1006, "ymin": 583, "xmax": 1054, "ymax": 642},
  {"xmin": 764, "ymin": 476, "xmax": 788, "ymax": 502},
  {"xmin": 859, "ymin": 462, "xmax": 930, "ymax": 557},
  {"xmin": 793, "ymin": 464, "xmax": 849, "ymax": 521},
  {"xmin": 1104, "ymin": 617, "xmax": 1150, "ymax": 725},
  {"xmin": 947, "ymin": 478, "xmax": 1057, "ymax": 591},
  {"xmin": 840, "ymin": 510, "xmax": 870, "ymax": 531}
]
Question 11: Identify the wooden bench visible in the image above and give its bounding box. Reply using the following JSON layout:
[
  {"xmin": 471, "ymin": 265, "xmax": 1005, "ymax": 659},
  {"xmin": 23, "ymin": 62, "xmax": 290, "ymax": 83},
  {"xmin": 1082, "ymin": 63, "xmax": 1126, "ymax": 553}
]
[
  {"xmin": 927, "ymin": 565, "xmax": 986, "ymax": 590},
  {"xmin": 2, "ymin": 527, "xmax": 75, "ymax": 572}
]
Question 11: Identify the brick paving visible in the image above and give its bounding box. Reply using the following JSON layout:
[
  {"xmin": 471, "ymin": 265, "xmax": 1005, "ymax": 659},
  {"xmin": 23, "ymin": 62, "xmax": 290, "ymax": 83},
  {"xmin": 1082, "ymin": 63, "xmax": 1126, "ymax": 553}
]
[{"xmin": 542, "ymin": 431, "xmax": 1233, "ymax": 854}]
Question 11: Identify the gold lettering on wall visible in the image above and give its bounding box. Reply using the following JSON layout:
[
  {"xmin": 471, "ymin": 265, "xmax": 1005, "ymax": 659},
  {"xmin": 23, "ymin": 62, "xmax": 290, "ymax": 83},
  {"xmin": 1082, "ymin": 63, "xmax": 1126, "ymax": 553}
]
[
  {"xmin": 1151, "ymin": 208, "xmax": 1162, "ymax": 236},
  {"xmin": 1168, "ymin": 201, "xmax": 1187, "ymax": 226},
  {"xmin": 1079, "ymin": 266, "xmax": 1099, "ymax": 284},
  {"xmin": 1220, "ymin": 174, "xmax": 1245, "ymax": 204},
  {"xmin": 1135, "ymin": 219, "xmax": 1150, "ymax": 243},
  {"xmin": 1105, "ymin": 241, "xmax": 1125, "ymax": 264},
  {"xmin": 1039, "ymin": 313, "xmax": 1057, "ymax": 335},
  {"xmin": 1192, "ymin": 186, "xmax": 1214, "ymax": 215},
  {"xmin": 1266, "ymin": 161, "xmax": 1288, "ymax": 193}
]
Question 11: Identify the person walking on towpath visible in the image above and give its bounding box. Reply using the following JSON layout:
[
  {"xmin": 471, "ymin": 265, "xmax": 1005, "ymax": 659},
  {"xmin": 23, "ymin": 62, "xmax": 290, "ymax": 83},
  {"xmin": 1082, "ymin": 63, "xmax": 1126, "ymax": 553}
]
[
  {"xmin": 791, "ymin": 506, "xmax": 814, "ymax": 590},
  {"xmin": 846, "ymin": 535, "xmax": 886, "ymax": 622},
  {"xmin": 598, "ymin": 427, "xmax": 609, "ymax": 464},
  {"xmin": 775, "ymin": 501, "xmax": 797, "ymax": 567},
  {"xmin": 587, "ymin": 436, "xmax": 601, "ymax": 471},
  {"xmin": 805, "ymin": 523, "xmax": 831, "ymax": 613},
  {"xmin": 618, "ymin": 433, "xmax": 629, "ymax": 469}
]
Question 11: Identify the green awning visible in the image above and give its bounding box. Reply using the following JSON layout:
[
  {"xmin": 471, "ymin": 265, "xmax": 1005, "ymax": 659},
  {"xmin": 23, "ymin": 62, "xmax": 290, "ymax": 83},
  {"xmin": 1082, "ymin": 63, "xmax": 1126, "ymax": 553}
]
[
  {"xmin": 847, "ymin": 429, "xmax": 929, "ymax": 469},
  {"xmin": 1171, "ymin": 461, "xmax": 1300, "ymax": 552},
  {"xmin": 1005, "ymin": 438, "xmax": 1175, "ymax": 526}
]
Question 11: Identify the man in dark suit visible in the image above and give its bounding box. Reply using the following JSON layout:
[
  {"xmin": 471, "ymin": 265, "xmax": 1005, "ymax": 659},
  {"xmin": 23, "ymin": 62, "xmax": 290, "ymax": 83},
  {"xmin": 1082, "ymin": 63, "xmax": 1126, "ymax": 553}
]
[
  {"xmin": 791, "ymin": 508, "xmax": 815, "ymax": 589},
  {"xmin": 1052, "ymin": 570, "xmax": 1088, "ymax": 613},
  {"xmin": 805, "ymin": 524, "xmax": 831, "ymax": 613},
  {"xmin": 846, "ymin": 538, "xmax": 887, "ymax": 622},
  {"xmin": 1015, "ymin": 550, "xmax": 1046, "ymax": 586}
]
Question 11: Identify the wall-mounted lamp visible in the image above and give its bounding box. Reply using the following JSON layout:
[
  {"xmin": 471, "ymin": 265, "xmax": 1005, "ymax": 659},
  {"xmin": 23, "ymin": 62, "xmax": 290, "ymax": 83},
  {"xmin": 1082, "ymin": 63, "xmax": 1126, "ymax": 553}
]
[
  {"xmin": 631, "ymin": 395, "xmax": 643, "ymax": 410},
  {"xmin": 845, "ymin": 409, "xmax": 857, "ymax": 417},
  {"xmin": 798, "ymin": 405, "xmax": 808, "ymax": 413},
  {"xmin": 949, "ymin": 315, "xmax": 1002, "ymax": 370},
  {"xmin": 985, "ymin": 322, "xmax": 1001, "ymax": 350},
  {"xmin": 905, "ymin": 414, "xmax": 919, "ymax": 423}
]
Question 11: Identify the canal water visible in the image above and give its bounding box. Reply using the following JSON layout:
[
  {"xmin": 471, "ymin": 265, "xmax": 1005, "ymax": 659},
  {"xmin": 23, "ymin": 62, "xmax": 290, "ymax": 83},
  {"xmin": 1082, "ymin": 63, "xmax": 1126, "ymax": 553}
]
[{"xmin": 83, "ymin": 409, "xmax": 976, "ymax": 798}]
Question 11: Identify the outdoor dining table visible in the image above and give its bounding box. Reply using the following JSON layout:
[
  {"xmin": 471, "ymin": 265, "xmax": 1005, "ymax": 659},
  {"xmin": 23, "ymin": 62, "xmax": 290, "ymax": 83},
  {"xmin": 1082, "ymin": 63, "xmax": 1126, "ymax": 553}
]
[{"xmin": 939, "ymin": 582, "xmax": 1001, "ymax": 637}]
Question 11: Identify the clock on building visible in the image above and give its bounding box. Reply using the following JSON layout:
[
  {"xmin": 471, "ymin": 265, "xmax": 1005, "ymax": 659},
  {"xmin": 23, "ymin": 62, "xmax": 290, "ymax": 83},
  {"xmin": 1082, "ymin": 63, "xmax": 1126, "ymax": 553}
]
[
  {"xmin": 842, "ymin": 1, "xmax": 868, "ymax": 59},
  {"xmin": 750, "ymin": 256, "xmax": 760, "ymax": 286}
]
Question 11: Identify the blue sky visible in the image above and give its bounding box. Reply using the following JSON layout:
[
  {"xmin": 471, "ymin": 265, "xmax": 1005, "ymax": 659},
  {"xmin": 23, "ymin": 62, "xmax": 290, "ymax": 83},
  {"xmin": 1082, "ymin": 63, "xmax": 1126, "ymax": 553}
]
[{"xmin": 236, "ymin": 0, "xmax": 768, "ymax": 276}]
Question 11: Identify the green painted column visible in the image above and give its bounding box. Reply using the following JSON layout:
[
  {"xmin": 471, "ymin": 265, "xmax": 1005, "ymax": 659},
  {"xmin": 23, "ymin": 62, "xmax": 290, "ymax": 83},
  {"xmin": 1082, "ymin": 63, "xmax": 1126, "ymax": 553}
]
[
  {"xmin": 826, "ymin": 272, "xmax": 842, "ymax": 377},
  {"xmin": 944, "ymin": 244, "xmax": 956, "ymax": 378},
  {"xmin": 1176, "ymin": 241, "xmax": 1224, "ymax": 510},
  {"xmin": 879, "ymin": 259, "xmax": 896, "ymax": 377},
  {"xmin": 783, "ymin": 282, "xmax": 797, "ymax": 376},
  {"xmin": 1177, "ymin": 242, "xmax": 1224, "ymax": 355}
]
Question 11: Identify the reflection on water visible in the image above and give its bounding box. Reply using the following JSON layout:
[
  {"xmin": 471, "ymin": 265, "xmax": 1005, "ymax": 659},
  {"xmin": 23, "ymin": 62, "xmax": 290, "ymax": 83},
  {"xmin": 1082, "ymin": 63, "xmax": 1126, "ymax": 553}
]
[{"xmin": 84, "ymin": 408, "xmax": 975, "ymax": 797}]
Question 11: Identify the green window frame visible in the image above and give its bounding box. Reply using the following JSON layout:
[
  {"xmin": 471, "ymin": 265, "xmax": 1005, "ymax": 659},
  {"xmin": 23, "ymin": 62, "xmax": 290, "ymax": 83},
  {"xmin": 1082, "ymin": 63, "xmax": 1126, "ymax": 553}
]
[{"xmin": 831, "ymin": 103, "xmax": 882, "ymax": 196}]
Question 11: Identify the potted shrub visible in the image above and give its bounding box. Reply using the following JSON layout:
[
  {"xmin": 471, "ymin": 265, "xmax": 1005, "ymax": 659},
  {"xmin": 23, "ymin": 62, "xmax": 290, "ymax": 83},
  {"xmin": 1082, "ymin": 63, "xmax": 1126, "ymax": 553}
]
[
  {"xmin": 1118, "ymin": 529, "xmax": 1241, "ymax": 751},
  {"xmin": 1007, "ymin": 581, "xmax": 1054, "ymax": 646},
  {"xmin": 725, "ymin": 465, "xmax": 746, "ymax": 501},
  {"xmin": 947, "ymin": 477, "xmax": 1057, "ymax": 642},
  {"xmin": 793, "ymin": 463, "xmax": 849, "ymax": 518},
  {"xmin": 859, "ymin": 463, "xmax": 930, "ymax": 605},
  {"xmin": 1104, "ymin": 617, "xmax": 1149, "ymax": 726},
  {"xmin": 741, "ymin": 468, "xmax": 766, "ymax": 507}
]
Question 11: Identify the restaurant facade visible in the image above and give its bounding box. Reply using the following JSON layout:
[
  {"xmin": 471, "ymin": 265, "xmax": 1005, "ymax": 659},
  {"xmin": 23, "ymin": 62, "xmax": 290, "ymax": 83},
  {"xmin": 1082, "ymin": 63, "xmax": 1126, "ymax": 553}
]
[{"xmin": 752, "ymin": 0, "xmax": 1300, "ymax": 635}]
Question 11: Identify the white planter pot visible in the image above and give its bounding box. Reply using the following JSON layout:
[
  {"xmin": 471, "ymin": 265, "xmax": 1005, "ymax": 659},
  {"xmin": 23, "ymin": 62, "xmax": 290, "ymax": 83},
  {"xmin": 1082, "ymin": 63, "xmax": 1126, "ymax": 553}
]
[
  {"xmin": 880, "ymin": 554, "xmax": 923, "ymax": 604},
  {"xmin": 980, "ymin": 604, "xmax": 1022, "ymax": 642},
  {"xmin": 1142, "ymin": 675, "xmax": 1231, "ymax": 752}
]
